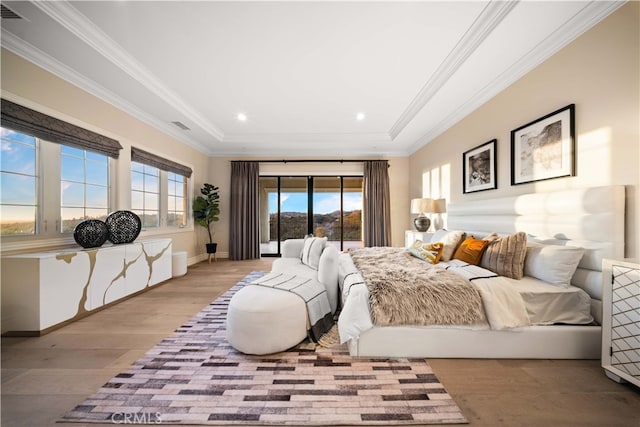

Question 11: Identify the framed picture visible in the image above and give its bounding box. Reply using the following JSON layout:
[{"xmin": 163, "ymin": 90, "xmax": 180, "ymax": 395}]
[
  {"xmin": 463, "ymin": 139, "xmax": 497, "ymax": 194},
  {"xmin": 511, "ymin": 104, "xmax": 575, "ymax": 185}
]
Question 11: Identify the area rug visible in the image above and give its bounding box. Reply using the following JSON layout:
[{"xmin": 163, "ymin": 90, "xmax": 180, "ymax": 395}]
[{"xmin": 61, "ymin": 272, "xmax": 467, "ymax": 425}]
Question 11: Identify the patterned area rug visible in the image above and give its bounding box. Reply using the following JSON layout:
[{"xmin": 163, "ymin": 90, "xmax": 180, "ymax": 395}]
[{"xmin": 62, "ymin": 272, "xmax": 467, "ymax": 425}]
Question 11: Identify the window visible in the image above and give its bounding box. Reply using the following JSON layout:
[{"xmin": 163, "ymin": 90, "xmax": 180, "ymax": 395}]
[
  {"xmin": 259, "ymin": 176, "xmax": 364, "ymax": 255},
  {"xmin": 1, "ymin": 99, "xmax": 121, "ymax": 242},
  {"xmin": 130, "ymin": 147, "xmax": 192, "ymax": 230},
  {"xmin": 167, "ymin": 172, "xmax": 187, "ymax": 227},
  {"xmin": 0, "ymin": 128, "xmax": 37, "ymax": 235},
  {"xmin": 1, "ymin": 126, "xmax": 113, "ymax": 238},
  {"xmin": 1, "ymin": 102, "xmax": 194, "ymax": 246},
  {"xmin": 131, "ymin": 161, "xmax": 160, "ymax": 228},
  {"xmin": 60, "ymin": 146, "xmax": 109, "ymax": 233}
]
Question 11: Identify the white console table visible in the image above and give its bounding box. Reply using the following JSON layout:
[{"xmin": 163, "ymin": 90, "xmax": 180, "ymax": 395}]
[{"xmin": 1, "ymin": 238, "xmax": 172, "ymax": 335}]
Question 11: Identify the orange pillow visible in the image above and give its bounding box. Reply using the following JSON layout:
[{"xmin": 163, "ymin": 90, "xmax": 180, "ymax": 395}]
[{"xmin": 453, "ymin": 236, "xmax": 490, "ymax": 265}]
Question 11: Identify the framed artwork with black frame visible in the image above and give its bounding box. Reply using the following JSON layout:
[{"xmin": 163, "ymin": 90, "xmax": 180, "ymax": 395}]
[
  {"xmin": 463, "ymin": 139, "xmax": 497, "ymax": 194},
  {"xmin": 511, "ymin": 104, "xmax": 575, "ymax": 185}
]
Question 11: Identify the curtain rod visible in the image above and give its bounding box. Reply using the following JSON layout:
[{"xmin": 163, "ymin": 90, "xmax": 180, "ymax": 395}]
[{"xmin": 230, "ymin": 159, "xmax": 387, "ymax": 164}]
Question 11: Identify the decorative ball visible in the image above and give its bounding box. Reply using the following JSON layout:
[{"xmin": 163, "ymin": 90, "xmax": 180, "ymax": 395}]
[
  {"xmin": 105, "ymin": 210, "xmax": 142, "ymax": 244},
  {"xmin": 73, "ymin": 219, "xmax": 109, "ymax": 248}
]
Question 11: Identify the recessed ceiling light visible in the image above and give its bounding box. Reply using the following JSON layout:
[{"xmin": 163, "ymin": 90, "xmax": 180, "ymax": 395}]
[
  {"xmin": 356, "ymin": 112, "xmax": 365, "ymax": 121},
  {"xmin": 237, "ymin": 113, "xmax": 247, "ymax": 122}
]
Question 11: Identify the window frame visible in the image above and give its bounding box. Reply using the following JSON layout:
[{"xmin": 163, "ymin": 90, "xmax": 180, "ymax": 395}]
[
  {"xmin": 0, "ymin": 128, "xmax": 39, "ymax": 236},
  {"xmin": 131, "ymin": 161, "xmax": 192, "ymax": 232},
  {"xmin": 131, "ymin": 161, "xmax": 161, "ymax": 229},
  {"xmin": 0, "ymin": 130, "xmax": 117, "ymax": 250},
  {"xmin": 59, "ymin": 145, "xmax": 111, "ymax": 234},
  {"xmin": 0, "ymin": 128, "xmax": 194, "ymax": 254},
  {"xmin": 166, "ymin": 171, "xmax": 188, "ymax": 228},
  {"xmin": 259, "ymin": 174, "xmax": 364, "ymax": 256}
]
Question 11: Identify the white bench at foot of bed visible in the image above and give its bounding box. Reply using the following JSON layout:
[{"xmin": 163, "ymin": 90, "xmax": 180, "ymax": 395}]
[{"xmin": 347, "ymin": 324, "xmax": 601, "ymax": 359}]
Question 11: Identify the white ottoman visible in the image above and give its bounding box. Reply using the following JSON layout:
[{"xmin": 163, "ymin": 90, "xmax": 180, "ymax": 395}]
[
  {"xmin": 172, "ymin": 251, "xmax": 187, "ymax": 277},
  {"xmin": 226, "ymin": 285, "xmax": 307, "ymax": 355}
]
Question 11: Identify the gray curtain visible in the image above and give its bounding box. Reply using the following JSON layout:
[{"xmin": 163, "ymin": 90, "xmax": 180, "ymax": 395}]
[
  {"xmin": 230, "ymin": 161, "xmax": 260, "ymax": 260},
  {"xmin": 363, "ymin": 160, "xmax": 391, "ymax": 247}
]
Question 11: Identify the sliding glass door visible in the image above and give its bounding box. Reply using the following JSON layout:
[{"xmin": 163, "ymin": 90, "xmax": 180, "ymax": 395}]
[
  {"xmin": 279, "ymin": 176, "xmax": 309, "ymax": 243},
  {"xmin": 259, "ymin": 176, "xmax": 363, "ymax": 256},
  {"xmin": 259, "ymin": 177, "xmax": 278, "ymax": 255},
  {"xmin": 342, "ymin": 177, "xmax": 364, "ymax": 250},
  {"xmin": 313, "ymin": 177, "xmax": 341, "ymax": 249}
]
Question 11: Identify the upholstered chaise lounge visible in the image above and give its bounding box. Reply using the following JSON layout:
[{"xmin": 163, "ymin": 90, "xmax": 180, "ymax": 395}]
[
  {"xmin": 271, "ymin": 237, "xmax": 340, "ymax": 314},
  {"xmin": 226, "ymin": 237, "xmax": 340, "ymax": 355}
]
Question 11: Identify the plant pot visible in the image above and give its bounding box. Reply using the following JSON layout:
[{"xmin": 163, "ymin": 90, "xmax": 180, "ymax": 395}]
[{"xmin": 206, "ymin": 242, "xmax": 217, "ymax": 263}]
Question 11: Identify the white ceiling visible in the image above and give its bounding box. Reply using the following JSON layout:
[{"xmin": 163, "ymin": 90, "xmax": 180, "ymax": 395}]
[{"xmin": 1, "ymin": 1, "xmax": 623, "ymax": 157}]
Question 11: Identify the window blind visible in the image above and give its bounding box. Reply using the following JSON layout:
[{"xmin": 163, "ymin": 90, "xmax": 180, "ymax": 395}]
[
  {"xmin": 1, "ymin": 99, "xmax": 122, "ymax": 158},
  {"xmin": 131, "ymin": 146, "xmax": 192, "ymax": 178}
]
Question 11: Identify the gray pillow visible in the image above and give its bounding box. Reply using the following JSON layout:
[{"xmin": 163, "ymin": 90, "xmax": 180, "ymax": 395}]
[{"xmin": 300, "ymin": 236, "xmax": 327, "ymax": 270}]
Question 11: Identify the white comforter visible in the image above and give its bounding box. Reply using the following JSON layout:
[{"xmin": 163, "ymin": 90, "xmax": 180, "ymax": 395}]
[{"xmin": 338, "ymin": 255, "xmax": 531, "ymax": 344}]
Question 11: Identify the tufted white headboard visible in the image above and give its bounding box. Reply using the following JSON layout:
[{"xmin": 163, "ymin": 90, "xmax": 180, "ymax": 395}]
[{"xmin": 446, "ymin": 185, "xmax": 626, "ymax": 324}]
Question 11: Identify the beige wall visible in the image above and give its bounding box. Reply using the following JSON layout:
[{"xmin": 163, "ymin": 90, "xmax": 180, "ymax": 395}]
[
  {"xmin": 1, "ymin": 49, "xmax": 209, "ymax": 263},
  {"xmin": 409, "ymin": 2, "xmax": 639, "ymax": 258}
]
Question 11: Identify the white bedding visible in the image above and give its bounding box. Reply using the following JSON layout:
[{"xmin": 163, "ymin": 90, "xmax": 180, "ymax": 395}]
[{"xmin": 338, "ymin": 253, "xmax": 594, "ymax": 344}]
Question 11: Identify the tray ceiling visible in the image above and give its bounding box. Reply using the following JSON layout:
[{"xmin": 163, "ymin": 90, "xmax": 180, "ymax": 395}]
[{"xmin": 0, "ymin": 1, "xmax": 623, "ymax": 156}]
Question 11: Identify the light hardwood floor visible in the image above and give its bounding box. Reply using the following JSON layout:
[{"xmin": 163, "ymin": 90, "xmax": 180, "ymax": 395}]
[{"xmin": 2, "ymin": 258, "xmax": 639, "ymax": 427}]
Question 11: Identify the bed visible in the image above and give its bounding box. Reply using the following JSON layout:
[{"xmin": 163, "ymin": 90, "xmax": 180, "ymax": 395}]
[{"xmin": 337, "ymin": 185, "xmax": 626, "ymax": 359}]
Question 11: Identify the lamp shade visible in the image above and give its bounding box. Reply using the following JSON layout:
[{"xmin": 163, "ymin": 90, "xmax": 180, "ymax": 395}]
[
  {"xmin": 411, "ymin": 198, "xmax": 433, "ymax": 214},
  {"xmin": 432, "ymin": 198, "xmax": 447, "ymax": 214}
]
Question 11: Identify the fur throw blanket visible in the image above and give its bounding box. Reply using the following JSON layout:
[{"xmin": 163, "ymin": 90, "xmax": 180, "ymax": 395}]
[{"xmin": 349, "ymin": 247, "xmax": 486, "ymax": 326}]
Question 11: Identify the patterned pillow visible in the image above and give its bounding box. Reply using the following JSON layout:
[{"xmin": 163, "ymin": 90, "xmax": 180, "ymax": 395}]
[
  {"xmin": 453, "ymin": 236, "xmax": 490, "ymax": 265},
  {"xmin": 300, "ymin": 236, "xmax": 327, "ymax": 270},
  {"xmin": 431, "ymin": 229, "xmax": 466, "ymax": 261},
  {"xmin": 480, "ymin": 232, "xmax": 527, "ymax": 279},
  {"xmin": 408, "ymin": 240, "xmax": 444, "ymax": 264}
]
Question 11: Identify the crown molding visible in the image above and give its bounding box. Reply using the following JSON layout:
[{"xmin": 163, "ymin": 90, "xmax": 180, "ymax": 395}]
[
  {"xmin": 1, "ymin": 29, "xmax": 215, "ymax": 156},
  {"xmin": 212, "ymin": 145, "xmax": 410, "ymax": 158},
  {"xmin": 216, "ymin": 132, "xmax": 402, "ymax": 157},
  {"xmin": 223, "ymin": 131, "xmax": 391, "ymax": 145},
  {"xmin": 406, "ymin": 0, "xmax": 625, "ymax": 154},
  {"xmin": 32, "ymin": 0, "xmax": 225, "ymax": 142},
  {"xmin": 389, "ymin": 0, "xmax": 518, "ymax": 141}
]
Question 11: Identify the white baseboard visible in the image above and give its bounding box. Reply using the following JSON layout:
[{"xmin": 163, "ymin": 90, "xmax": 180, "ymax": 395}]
[{"xmin": 188, "ymin": 252, "xmax": 229, "ymax": 266}]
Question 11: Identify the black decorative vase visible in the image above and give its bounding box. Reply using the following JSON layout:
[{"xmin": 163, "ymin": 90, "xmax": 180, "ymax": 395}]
[
  {"xmin": 74, "ymin": 219, "xmax": 109, "ymax": 248},
  {"xmin": 206, "ymin": 243, "xmax": 218, "ymax": 254},
  {"xmin": 413, "ymin": 216, "xmax": 431, "ymax": 232},
  {"xmin": 105, "ymin": 210, "xmax": 142, "ymax": 244}
]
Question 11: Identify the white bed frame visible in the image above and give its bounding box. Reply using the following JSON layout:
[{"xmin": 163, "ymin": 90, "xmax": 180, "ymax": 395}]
[{"xmin": 347, "ymin": 185, "xmax": 626, "ymax": 359}]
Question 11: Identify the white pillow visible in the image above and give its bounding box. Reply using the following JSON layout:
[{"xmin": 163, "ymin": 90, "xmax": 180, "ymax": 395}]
[
  {"xmin": 431, "ymin": 229, "xmax": 465, "ymax": 262},
  {"xmin": 300, "ymin": 236, "xmax": 327, "ymax": 270},
  {"xmin": 524, "ymin": 243, "xmax": 584, "ymax": 287}
]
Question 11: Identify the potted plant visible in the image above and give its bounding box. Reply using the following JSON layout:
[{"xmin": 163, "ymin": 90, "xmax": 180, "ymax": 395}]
[{"xmin": 192, "ymin": 183, "xmax": 220, "ymax": 260}]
